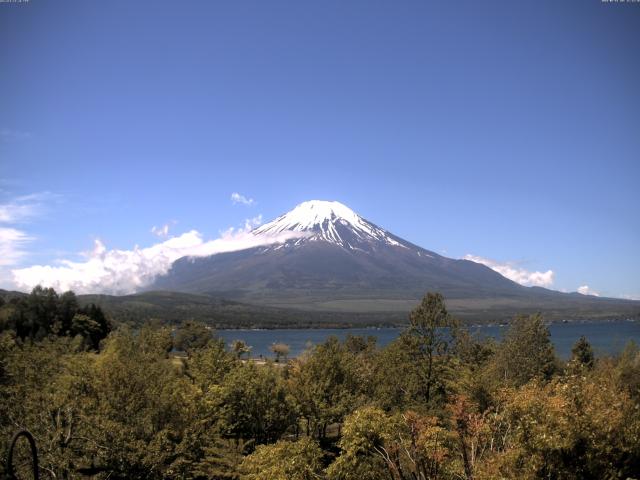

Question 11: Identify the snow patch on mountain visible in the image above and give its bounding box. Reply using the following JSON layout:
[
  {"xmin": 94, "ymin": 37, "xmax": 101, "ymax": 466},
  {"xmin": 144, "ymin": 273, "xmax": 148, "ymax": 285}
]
[{"xmin": 252, "ymin": 200, "xmax": 407, "ymax": 249}]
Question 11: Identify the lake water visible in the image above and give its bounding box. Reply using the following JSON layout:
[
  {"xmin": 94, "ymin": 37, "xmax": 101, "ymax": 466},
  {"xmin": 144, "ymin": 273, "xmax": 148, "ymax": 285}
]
[{"xmin": 217, "ymin": 320, "xmax": 640, "ymax": 359}]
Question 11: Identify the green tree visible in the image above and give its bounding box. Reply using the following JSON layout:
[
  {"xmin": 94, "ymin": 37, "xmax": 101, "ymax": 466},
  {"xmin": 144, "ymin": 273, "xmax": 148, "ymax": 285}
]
[
  {"xmin": 0, "ymin": 336, "xmax": 96, "ymax": 478},
  {"xmin": 56, "ymin": 290, "xmax": 79, "ymax": 334},
  {"xmin": 77, "ymin": 302, "xmax": 111, "ymax": 346},
  {"xmin": 326, "ymin": 407, "xmax": 392, "ymax": 480},
  {"xmin": 70, "ymin": 313, "xmax": 103, "ymax": 350},
  {"xmin": 270, "ymin": 342, "xmax": 290, "ymax": 363},
  {"xmin": 187, "ymin": 338, "xmax": 237, "ymax": 392},
  {"xmin": 241, "ymin": 437, "xmax": 324, "ymax": 480},
  {"xmin": 448, "ymin": 331, "xmax": 498, "ymax": 413},
  {"xmin": 26, "ymin": 285, "xmax": 59, "ymax": 340},
  {"xmin": 491, "ymin": 313, "xmax": 558, "ymax": 387},
  {"xmin": 1, "ymin": 287, "xmax": 110, "ymax": 347},
  {"xmin": 174, "ymin": 320, "xmax": 213, "ymax": 354},
  {"xmin": 171, "ymin": 408, "xmax": 245, "ymax": 479},
  {"xmin": 327, "ymin": 406, "xmax": 452, "ymax": 480},
  {"xmin": 492, "ymin": 370, "xmax": 640, "ymax": 480},
  {"xmin": 289, "ymin": 337, "xmax": 364, "ymax": 439},
  {"xmin": 138, "ymin": 322, "xmax": 174, "ymax": 356},
  {"xmin": 372, "ymin": 334, "xmax": 430, "ymax": 410},
  {"xmin": 344, "ymin": 334, "xmax": 377, "ymax": 354},
  {"xmin": 217, "ymin": 362, "xmax": 296, "ymax": 444},
  {"xmin": 231, "ymin": 339, "xmax": 252, "ymax": 359},
  {"xmin": 407, "ymin": 292, "xmax": 459, "ymax": 405},
  {"xmin": 570, "ymin": 335, "xmax": 594, "ymax": 369},
  {"xmin": 614, "ymin": 340, "xmax": 640, "ymax": 400},
  {"xmin": 86, "ymin": 328, "xmax": 200, "ymax": 478}
]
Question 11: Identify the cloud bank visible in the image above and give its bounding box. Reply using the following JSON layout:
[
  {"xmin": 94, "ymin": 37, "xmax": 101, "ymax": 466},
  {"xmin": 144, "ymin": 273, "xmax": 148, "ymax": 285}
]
[
  {"xmin": 464, "ymin": 254, "xmax": 555, "ymax": 287},
  {"xmin": 12, "ymin": 224, "xmax": 302, "ymax": 295}
]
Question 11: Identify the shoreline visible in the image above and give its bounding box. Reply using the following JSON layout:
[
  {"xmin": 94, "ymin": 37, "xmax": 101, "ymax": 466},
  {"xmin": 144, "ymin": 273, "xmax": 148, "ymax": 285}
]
[{"xmin": 211, "ymin": 317, "xmax": 639, "ymax": 331}]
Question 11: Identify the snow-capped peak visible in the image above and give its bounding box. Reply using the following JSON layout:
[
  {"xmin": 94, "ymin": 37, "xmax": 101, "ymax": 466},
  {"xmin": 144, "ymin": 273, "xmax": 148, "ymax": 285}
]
[
  {"xmin": 257, "ymin": 200, "xmax": 360, "ymax": 231},
  {"xmin": 252, "ymin": 200, "xmax": 406, "ymax": 249}
]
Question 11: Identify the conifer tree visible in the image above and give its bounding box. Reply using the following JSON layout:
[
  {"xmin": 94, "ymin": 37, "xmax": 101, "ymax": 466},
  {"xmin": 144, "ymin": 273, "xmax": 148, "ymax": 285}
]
[
  {"xmin": 571, "ymin": 335, "xmax": 595, "ymax": 369},
  {"xmin": 408, "ymin": 292, "xmax": 458, "ymax": 404}
]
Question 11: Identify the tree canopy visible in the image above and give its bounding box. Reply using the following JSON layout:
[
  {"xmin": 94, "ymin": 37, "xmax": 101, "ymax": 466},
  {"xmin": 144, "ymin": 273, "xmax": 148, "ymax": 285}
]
[
  {"xmin": 0, "ymin": 286, "xmax": 110, "ymax": 349},
  {"xmin": 1, "ymin": 291, "xmax": 638, "ymax": 479}
]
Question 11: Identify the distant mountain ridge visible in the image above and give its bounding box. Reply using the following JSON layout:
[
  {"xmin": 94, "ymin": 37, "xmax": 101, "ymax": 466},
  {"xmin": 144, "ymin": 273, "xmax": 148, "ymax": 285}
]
[{"xmin": 150, "ymin": 200, "xmax": 640, "ymax": 321}]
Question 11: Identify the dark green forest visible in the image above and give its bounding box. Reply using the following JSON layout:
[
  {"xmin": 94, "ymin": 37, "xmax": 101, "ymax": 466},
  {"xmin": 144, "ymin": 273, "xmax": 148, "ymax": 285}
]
[
  {"xmin": 0, "ymin": 286, "xmax": 111, "ymax": 349},
  {"xmin": 1, "ymin": 289, "xmax": 639, "ymax": 479}
]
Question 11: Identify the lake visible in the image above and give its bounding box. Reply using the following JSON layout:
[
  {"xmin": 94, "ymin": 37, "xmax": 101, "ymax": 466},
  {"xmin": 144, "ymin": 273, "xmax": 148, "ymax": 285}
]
[{"xmin": 217, "ymin": 320, "xmax": 640, "ymax": 359}]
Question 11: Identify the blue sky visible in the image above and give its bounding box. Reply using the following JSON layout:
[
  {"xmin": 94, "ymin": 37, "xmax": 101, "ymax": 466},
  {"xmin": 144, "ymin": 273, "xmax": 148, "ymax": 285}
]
[{"xmin": 1, "ymin": 0, "xmax": 639, "ymax": 298}]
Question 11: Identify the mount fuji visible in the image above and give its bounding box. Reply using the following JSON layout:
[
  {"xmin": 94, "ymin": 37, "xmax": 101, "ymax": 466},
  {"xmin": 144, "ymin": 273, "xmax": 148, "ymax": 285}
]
[{"xmin": 150, "ymin": 200, "xmax": 639, "ymax": 322}]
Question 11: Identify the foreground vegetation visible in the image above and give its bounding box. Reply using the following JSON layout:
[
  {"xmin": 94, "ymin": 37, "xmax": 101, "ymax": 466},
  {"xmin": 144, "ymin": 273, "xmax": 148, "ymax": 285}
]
[{"xmin": 1, "ymin": 289, "xmax": 639, "ymax": 479}]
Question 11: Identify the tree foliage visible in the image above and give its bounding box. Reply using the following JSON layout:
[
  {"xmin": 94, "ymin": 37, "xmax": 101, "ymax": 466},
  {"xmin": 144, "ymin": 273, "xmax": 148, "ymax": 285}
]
[
  {"xmin": 490, "ymin": 313, "xmax": 558, "ymax": 387},
  {"xmin": 0, "ymin": 286, "xmax": 110, "ymax": 349},
  {"xmin": 570, "ymin": 335, "xmax": 595, "ymax": 369},
  {"xmin": 407, "ymin": 292, "xmax": 459, "ymax": 405},
  {"xmin": 327, "ymin": 406, "xmax": 452, "ymax": 480},
  {"xmin": 270, "ymin": 342, "xmax": 290, "ymax": 363},
  {"xmin": 241, "ymin": 437, "xmax": 324, "ymax": 480},
  {"xmin": 289, "ymin": 336, "xmax": 367, "ymax": 439},
  {"xmin": 216, "ymin": 362, "xmax": 296, "ymax": 444},
  {"xmin": 230, "ymin": 339, "xmax": 252, "ymax": 359},
  {"xmin": 1, "ymin": 291, "xmax": 638, "ymax": 480}
]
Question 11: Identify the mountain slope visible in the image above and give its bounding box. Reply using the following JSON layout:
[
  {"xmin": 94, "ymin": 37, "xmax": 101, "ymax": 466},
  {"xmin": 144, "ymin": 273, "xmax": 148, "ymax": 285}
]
[
  {"xmin": 151, "ymin": 200, "xmax": 640, "ymax": 321},
  {"xmin": 154, "ymin": 200, "xmax": 523, "ymax": 299},
  {"xmin": 77, "ymin": 290, "xmax": 404, "ymax": 328}
]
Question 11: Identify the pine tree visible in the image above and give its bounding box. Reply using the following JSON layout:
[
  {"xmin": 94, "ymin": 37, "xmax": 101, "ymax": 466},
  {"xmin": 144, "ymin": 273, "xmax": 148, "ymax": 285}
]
[
  {"xmin": 408, "ymin": 291, "xmax": 458, "ymax": 404},
  {"xmin": 571, "ymin": 335, "xmax": 595, "ymax": 369}
]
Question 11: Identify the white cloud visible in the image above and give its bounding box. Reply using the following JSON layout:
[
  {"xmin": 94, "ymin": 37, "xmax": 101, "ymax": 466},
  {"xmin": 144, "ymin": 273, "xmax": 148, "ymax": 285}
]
[
  {"xmin": 577, "ymin": 285, "xmax": 600, "ymax": 297},
  {"xmin": 0, "ymin": 192, "xmax": 53, "ymax": 223},
  {"xmin": 243, "ymin": 214, "xmax": 262, "ymax": 229},
  {"xmin": 11, "ymin": 222, "xmax": 302, "ymax": 295},
  {"xmin": 151, "ymin": 223, "xmax": 171, "ymax": 238},
  {"xmin": 464, "ymin": 254, "xmax": 555, "ymax": 287},
  {"xmin": 231, "ymin": 192, "xmax": 255, "ymax": 206},
  {"xmin": 0, "ymin": 193, "xmax": 52, "ymax": 279},
  {"xmin": 0, "ymin": 227, "xmax": 33, "ymax": 266}
]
